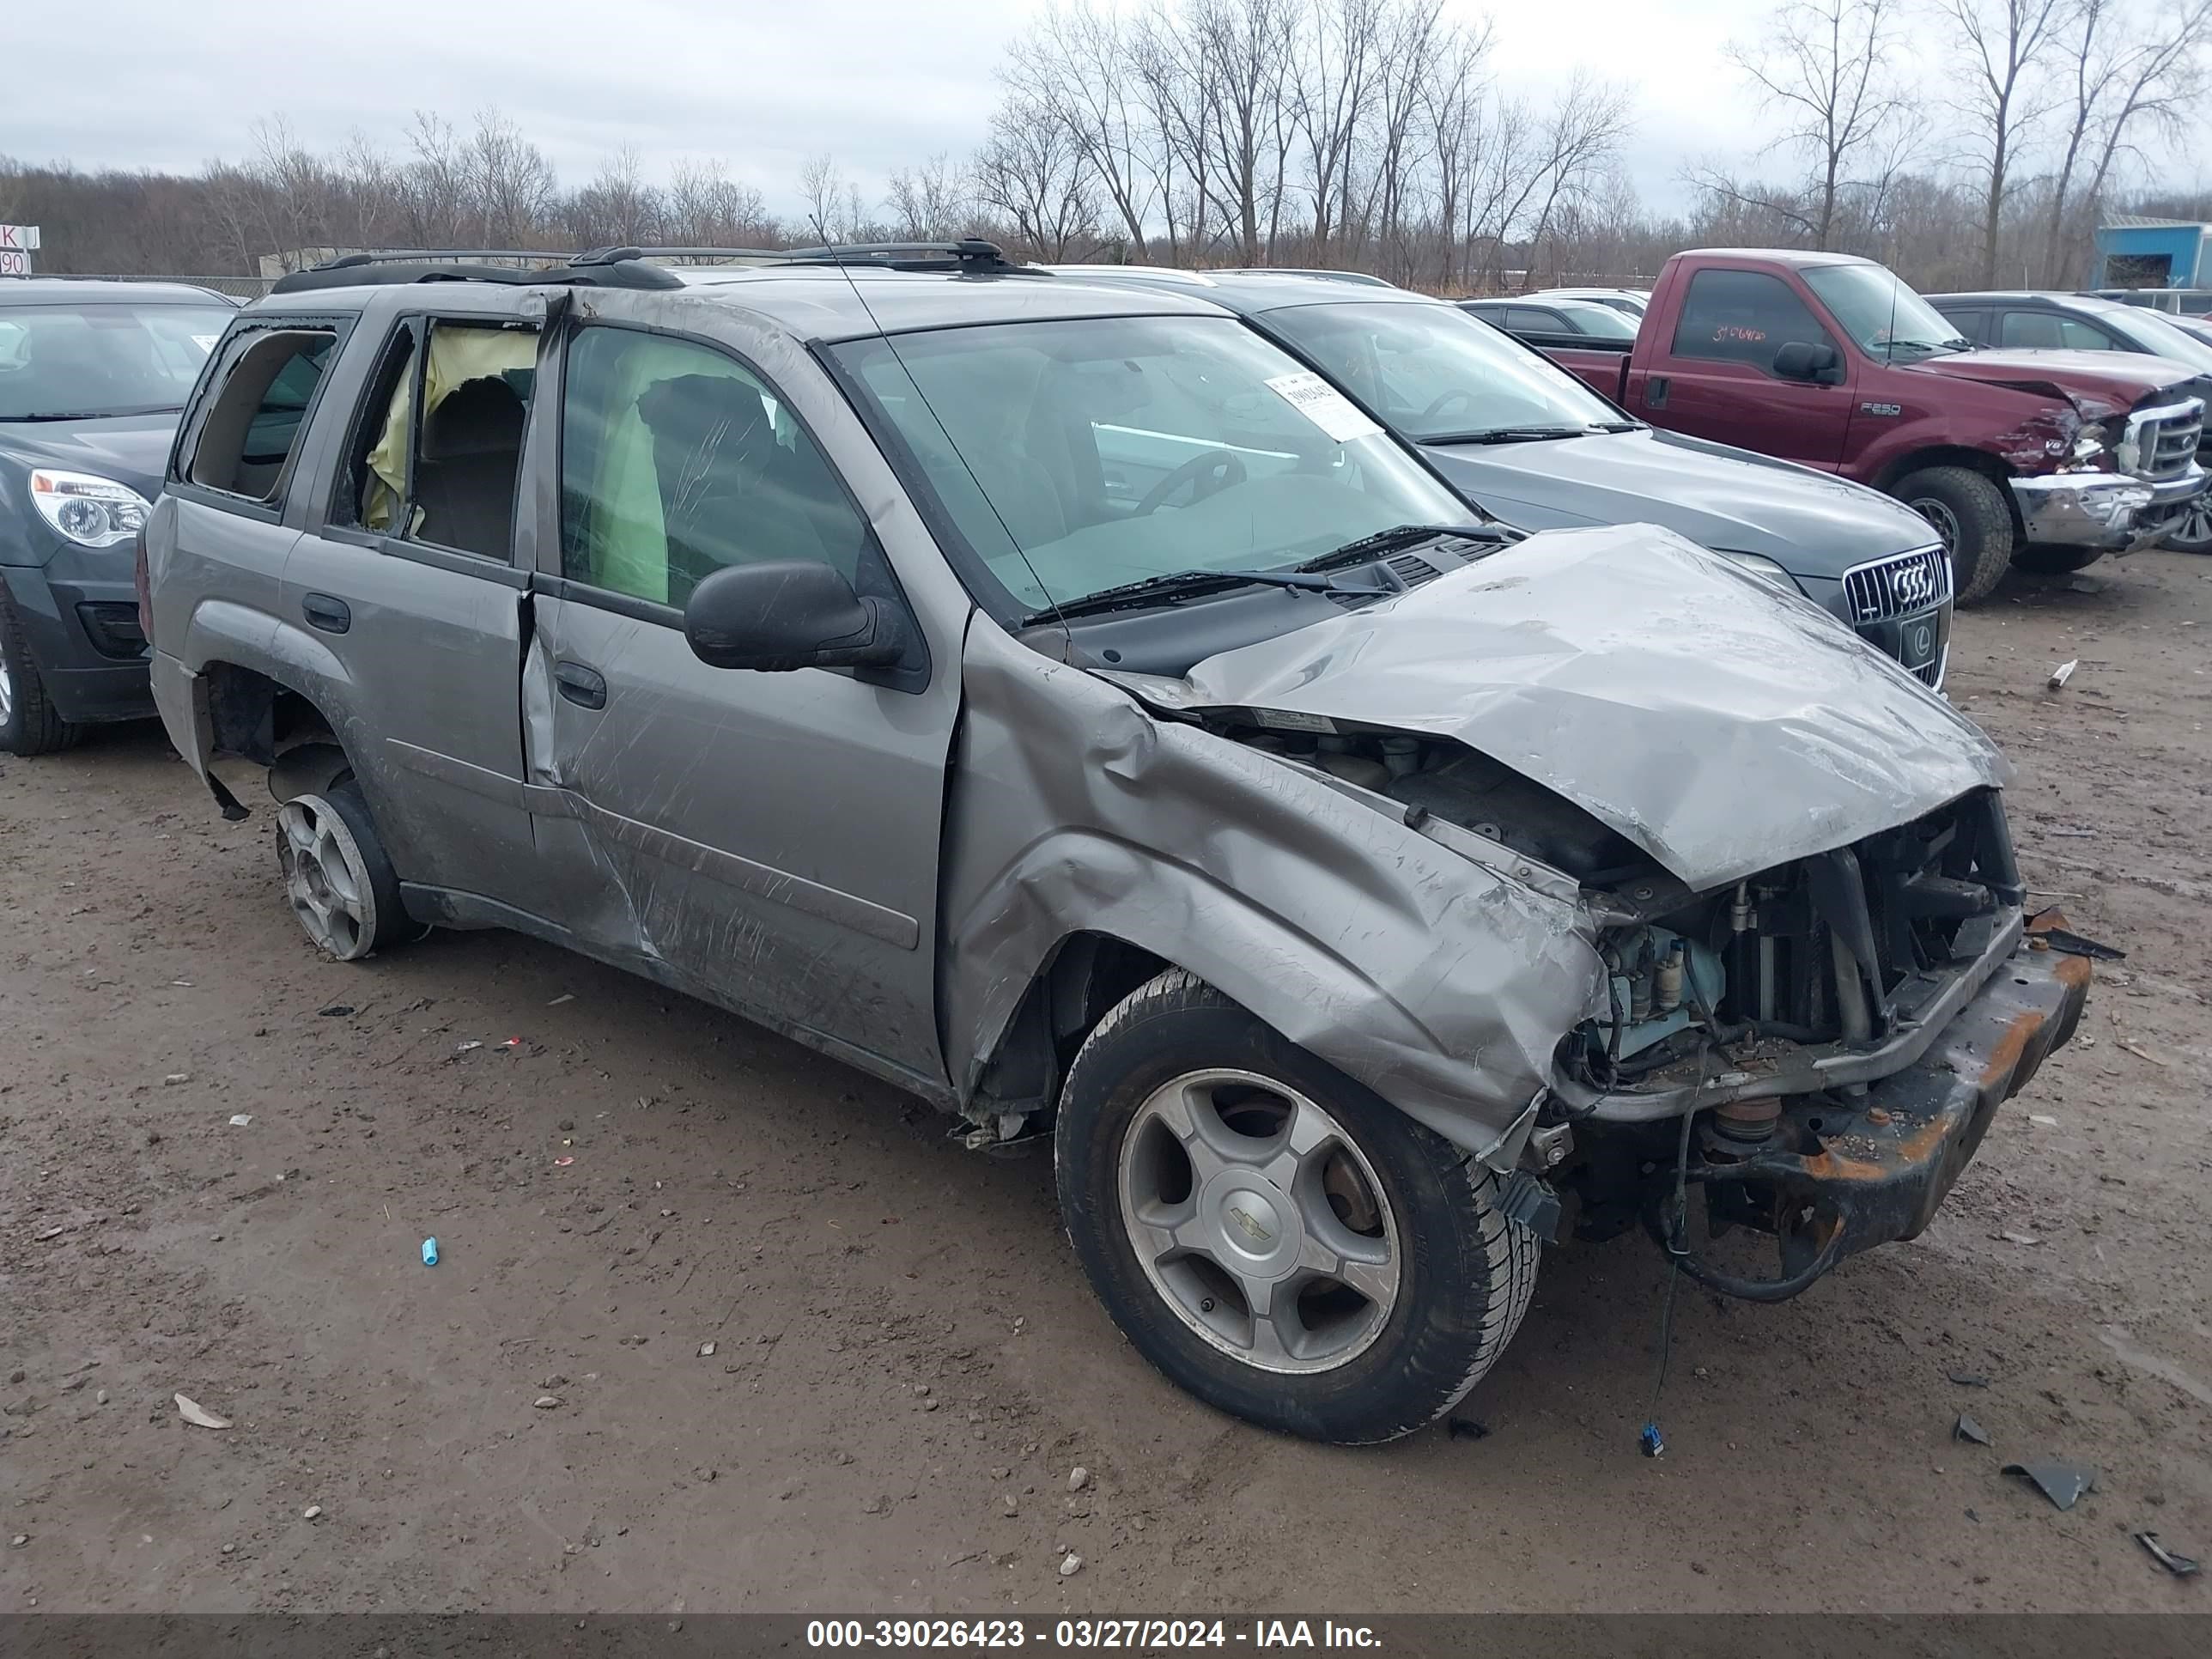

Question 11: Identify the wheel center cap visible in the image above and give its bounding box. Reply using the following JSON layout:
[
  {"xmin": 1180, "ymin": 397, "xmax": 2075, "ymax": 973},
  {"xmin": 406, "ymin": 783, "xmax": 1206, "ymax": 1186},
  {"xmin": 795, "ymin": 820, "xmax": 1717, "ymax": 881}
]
[{"xmin": 1205, "ymin": 1175, "xmax": 1299, "ymax": 1273}]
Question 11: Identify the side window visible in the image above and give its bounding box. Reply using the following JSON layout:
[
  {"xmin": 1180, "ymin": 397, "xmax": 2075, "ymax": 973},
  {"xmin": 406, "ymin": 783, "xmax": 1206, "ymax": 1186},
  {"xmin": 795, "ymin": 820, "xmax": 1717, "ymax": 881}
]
[
  {"xmin": 1943, "ymin": 308, "xmax": 1989, "ymax": 346},
  {"xmin": 1999, "ymin": 311, "xmax": 2114, "ymax": 351},
  {"xmin": 559, "ymin": 327, "xmax": 867, "ymax": 608},
  {"xmin": 1507, "ymin": 307, "xmax": 1566, "ymax": 334},
  {"xmin": 338, "ymin": 320, "xmax": 538, "ymax": 557},
  {"xmin": 1671, "ymin": 270, "xmax": 1836, "ymax": 373},
  {"xmin": 187, "ymin": 328, "xmax": 337, "ymax": 501}
]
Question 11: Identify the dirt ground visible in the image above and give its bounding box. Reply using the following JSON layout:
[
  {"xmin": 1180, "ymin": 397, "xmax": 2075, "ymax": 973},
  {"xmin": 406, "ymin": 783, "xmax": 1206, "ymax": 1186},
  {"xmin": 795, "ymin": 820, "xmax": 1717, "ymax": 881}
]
[{"xmin": 2, "ymin": 552, "xmax": 2208, "ymax": 1618}]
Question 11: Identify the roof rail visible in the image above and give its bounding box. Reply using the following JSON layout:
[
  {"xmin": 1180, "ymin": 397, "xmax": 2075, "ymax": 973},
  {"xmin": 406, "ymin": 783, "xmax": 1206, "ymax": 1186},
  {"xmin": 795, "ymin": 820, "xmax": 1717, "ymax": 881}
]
[
  {"xmin": 573, "ymin": 240, "xmax": 1023, "ymax": 273},
  {"xmin": 270, "ymin": 255, "xmax": 682, "ymax": 296},
  {"xmin": 315, "ymin": 249, "xmax": 559, "ymax": 269}
]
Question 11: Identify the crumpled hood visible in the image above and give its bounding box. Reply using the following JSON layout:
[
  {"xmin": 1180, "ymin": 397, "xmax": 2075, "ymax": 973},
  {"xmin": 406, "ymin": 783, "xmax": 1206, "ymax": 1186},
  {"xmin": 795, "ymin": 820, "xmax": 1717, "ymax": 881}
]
[
  {"xmin": 1421, "ymin": 426, "xmax": 1935, "ymax": 578},
  {"xmin": 1170, "ymin": 524, "xmax": 2010, "ymax": 891},
  {"xmin": 1905, "ymin": 348, "xmax": 2191, "ymax": 415}
]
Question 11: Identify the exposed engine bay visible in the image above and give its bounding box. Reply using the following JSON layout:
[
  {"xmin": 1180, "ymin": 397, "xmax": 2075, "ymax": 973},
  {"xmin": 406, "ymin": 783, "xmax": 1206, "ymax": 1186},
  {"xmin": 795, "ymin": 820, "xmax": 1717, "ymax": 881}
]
[{"xmin": 1209, "ymin": 714, "xmax": 2057, "ymax": 1300}]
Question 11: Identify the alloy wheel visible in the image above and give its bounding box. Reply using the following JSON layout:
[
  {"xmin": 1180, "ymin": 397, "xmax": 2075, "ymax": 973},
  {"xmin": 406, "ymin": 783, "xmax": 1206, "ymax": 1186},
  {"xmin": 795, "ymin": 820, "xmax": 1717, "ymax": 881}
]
[
  {"xmin": 276, "ymin": 796, "xmax": 375, "ymax": 958},
  {"xmin": 1910, "ymin": 495, "xmax": 1962, "ymax": 553},
  {"xmin": 1116, "ymin": 1067, "xmax": 1400, "ymax": 1374}
]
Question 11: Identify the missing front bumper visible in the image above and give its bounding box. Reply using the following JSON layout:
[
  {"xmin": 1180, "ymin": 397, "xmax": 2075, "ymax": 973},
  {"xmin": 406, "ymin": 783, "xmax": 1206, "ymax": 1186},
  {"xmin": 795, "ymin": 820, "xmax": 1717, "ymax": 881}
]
[{"xmin": 1652, "ymin": 929, "xmax": 2092, "ymax": 1301}]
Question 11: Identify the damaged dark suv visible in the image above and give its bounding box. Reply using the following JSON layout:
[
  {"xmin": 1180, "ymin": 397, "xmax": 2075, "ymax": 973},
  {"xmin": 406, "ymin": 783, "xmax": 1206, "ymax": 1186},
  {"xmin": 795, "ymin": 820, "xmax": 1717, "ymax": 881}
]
[{"xmin": 144, "ymin": 244, "xmax": 2091, "ymax": 1444}]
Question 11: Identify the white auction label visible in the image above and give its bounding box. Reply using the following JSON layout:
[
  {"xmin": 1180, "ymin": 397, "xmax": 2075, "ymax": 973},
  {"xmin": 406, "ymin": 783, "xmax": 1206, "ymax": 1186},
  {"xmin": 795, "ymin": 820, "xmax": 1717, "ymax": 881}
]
[{"xmin": 1264, "ymin": 371, "xmax": 1382, "ymax": 444}]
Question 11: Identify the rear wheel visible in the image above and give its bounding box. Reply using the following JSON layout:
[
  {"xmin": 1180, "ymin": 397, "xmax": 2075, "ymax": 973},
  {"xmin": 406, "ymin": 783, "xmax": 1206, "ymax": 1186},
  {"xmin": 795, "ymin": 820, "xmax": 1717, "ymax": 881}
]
[
  {"xmin": 1054, "ymin": 969, "xmax": 1537, "ymax": 1444},
  {"xmin": 1894, "ymin": 465, "xmax": 2014, "ymax": 605},
  {"xmin": 0, "ymin": 586, "xmax": 83, "ymax": 757},
  {"xmin": 275, "ymin": 782, "xmax": 409, "ymax": 961}
]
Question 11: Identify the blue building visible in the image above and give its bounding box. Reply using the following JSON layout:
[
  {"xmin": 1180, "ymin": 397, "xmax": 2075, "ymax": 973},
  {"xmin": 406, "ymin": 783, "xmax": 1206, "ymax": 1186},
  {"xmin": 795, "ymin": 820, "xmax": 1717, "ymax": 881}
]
[{"xmin": 2094, "ymin": 216, "xmax": 2212, "ymax": 289}]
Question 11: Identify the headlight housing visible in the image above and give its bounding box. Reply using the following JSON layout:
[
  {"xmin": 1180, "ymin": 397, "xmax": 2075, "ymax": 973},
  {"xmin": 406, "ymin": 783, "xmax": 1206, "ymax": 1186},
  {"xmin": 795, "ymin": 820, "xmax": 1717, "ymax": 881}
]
[
  {"xmin": 1714, "ymin": 550, "xmax": 1803, "ymax": 592},
  {"xmin": 2060, "ymin": 422, "xmax": 2113, "ymax": 472},
  {"xmin": 29, "ymin": 469, "xmax": 153, "ymax": 549}
]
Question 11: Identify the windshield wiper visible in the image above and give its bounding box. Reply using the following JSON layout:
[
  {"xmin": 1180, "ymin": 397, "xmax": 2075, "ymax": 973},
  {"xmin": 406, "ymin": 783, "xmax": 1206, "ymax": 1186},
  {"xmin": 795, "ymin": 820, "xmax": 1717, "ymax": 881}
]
[
  {"xmin": 1425, "ymin": 423, "xmax": 1601, "ymax": 445},
  {"xmin": 0, "ymin": 404, "xmax": 182, "ymax": 422},
  {"xmin": 1025, "ymin": 565, "xmax": 1390, "ymax": 624},
  {"xmin": 1292, "ymin": 522, "xmax": 1504, "ymax": 573}
]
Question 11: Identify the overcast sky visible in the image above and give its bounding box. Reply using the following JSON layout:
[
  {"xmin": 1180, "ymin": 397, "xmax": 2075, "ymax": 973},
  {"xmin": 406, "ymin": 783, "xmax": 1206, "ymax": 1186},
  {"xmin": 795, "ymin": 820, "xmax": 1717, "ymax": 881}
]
[{"xmin": 8, "ymin": 0, "xmax": 2208, "ymax": 216}]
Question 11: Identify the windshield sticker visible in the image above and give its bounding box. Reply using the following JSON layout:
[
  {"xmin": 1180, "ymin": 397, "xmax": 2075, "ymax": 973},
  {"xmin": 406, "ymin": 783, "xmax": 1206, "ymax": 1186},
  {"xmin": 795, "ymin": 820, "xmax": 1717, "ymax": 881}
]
[
  {"xmin": 1265, "ymin": 372, "xmax": 1383, "ymax": 444},
  {"xmin": 191, "ymin": 335, "xmax": 221, "ymax": 354}
]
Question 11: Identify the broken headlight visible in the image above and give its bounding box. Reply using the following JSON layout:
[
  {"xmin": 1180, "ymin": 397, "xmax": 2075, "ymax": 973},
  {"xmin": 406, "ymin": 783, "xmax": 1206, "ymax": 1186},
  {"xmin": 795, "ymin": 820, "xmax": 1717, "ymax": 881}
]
[{"xmin": 2059, "ymin": 422, "xmax": 2114, "ymax": 472}]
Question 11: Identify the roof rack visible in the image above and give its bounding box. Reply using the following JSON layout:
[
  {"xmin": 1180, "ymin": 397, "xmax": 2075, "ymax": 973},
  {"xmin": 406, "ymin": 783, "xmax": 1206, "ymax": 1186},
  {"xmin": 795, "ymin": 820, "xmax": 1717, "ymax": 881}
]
[
  {"xmin": 270, "ymin": 249, "xmax": 685, "ymax": 296},
  {"xmin": 574, "ymin": 240, "xmax": 1024, "ymax": 273},
  {"xmin": 268, "ymin": 239, "xmax": 1027, "ymax": 298}
]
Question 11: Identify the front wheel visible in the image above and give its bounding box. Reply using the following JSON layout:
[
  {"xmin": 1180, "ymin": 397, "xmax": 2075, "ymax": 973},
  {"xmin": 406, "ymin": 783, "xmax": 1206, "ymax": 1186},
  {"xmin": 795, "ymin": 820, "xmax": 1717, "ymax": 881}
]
[
  {"xmin": 0, "ymin": 584, "xmax": 83, "ymax": 757},
  {"xmin": 1893, "ymin": 465, "xmax": 2014, "ymax": 605},
  {"xmin": 1054, "ymin": 969, "xmax": 1537, "ymax": 1444},
  {"xmin": 2160, "ymin": 493, "xmax": 2212, "ymax": 556}
]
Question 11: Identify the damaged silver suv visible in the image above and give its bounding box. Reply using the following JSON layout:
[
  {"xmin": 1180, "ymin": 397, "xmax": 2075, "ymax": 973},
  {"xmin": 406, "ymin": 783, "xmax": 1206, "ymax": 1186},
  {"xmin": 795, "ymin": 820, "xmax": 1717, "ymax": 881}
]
[{"xmin": 144, "ymin": 243, "xmax": 2092, "ymax": 1443}]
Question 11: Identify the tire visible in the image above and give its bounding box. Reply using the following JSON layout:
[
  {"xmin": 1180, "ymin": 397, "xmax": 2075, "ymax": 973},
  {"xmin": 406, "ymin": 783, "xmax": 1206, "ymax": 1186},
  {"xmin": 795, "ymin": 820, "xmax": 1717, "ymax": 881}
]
[
  {"xmin": 2011, "ymin": 544, "xmax": 2106, "ymax": 575},
  {"xmin": 2160, "ymin": 492, "xmax": 2212, "ymax": 555},
  {"xmin": 1893, "ymin": 465, "xmax": 2014, "ymax": 605},
  {"xmin": 1054, "ymin": 968, "xmax": 1537, "ymax": 1444},
  {"xmin": 274, "ymin": 781, "xmax": 410, "ymax": 961},
  {"xmin": 0, "ymin": 584, "xmax": 84, "ymax": 757}
]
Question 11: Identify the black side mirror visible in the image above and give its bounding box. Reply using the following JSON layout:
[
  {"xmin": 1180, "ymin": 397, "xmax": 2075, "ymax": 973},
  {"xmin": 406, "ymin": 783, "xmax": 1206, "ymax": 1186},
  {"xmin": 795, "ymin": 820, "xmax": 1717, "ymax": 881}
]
[
  {"xmin": 684, "ymin": 561, "xmax": 907, "ymax": 672},
  {"xmin": 1772, "ymin": 341, "xmax": 1843, "ymax": 384}
]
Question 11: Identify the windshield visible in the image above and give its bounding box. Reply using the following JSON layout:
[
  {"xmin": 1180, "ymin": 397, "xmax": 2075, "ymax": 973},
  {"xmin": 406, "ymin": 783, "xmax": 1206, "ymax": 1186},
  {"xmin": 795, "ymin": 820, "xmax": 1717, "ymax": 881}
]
[
  {"xmin": 0, "ymin": 302, "xmax": 233, "ymax": 420},
  {"xmin": 2105, "ymin": 306, "xmax": 2212, "ymax": 374},
  {"xmin": 1802, "ymin": 264, "xmax": 1967, "ymax": 361},
  {"xmin": 833, "ymin": 314, "xmax": 1475, "ymax": 614},
  {"xmin": 1264, "ymin": 299, "xmax": 1627, "ymax": 442}
]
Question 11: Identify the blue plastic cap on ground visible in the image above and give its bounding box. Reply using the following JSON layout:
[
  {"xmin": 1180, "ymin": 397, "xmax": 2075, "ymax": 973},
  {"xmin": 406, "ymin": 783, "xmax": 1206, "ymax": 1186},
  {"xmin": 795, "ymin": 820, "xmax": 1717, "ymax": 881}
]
[{"xmin": 422, "ymin": 1237, "xmax": 440, "ymax": 1267}]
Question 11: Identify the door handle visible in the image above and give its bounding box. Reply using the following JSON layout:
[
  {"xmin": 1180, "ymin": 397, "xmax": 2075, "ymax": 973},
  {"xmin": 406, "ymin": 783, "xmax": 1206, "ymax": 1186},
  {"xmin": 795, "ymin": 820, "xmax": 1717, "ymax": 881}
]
[
  {"xmin": 554, "ymin": 660, "xmax": 607, "ymax": 710},
  {"xmin": 301, "ymin": 593, "xmax": 351, "ymax": 635},
  {"xmin": 1644, "ymin": 376, "xmax": 1669, "ymax": 410}
]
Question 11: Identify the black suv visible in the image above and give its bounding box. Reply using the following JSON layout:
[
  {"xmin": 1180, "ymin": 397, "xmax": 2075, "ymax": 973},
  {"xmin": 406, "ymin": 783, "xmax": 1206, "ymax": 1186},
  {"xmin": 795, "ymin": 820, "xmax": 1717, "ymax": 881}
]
[{"xmin": 0, "ymin": 278, "xmax": 238, "ymax": 752}]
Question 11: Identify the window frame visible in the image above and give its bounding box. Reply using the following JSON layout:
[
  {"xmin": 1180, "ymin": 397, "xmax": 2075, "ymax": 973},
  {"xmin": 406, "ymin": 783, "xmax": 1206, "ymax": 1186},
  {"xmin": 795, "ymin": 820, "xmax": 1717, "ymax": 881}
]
[
  {"xmin": 1668, "ymin": 268, "xmax": 1840, "ymax": 378},
  {"xmin": 540, "ymin": 315, "xmax": 929, "ymax": 690},
  {"xmin": 167, "ymin": 313, "xmax": 355, "ymax": 525},
  {"xmin": 314, "ymin": 312, "xmax": 544, "ymax": 580}
]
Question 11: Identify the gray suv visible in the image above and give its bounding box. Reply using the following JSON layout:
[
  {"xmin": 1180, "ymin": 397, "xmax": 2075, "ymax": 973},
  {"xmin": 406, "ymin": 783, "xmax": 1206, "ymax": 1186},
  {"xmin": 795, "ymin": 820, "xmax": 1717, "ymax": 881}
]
[{"xmin": 145, "ymin": 244, "xmax": 2089, "ymax": 1444}]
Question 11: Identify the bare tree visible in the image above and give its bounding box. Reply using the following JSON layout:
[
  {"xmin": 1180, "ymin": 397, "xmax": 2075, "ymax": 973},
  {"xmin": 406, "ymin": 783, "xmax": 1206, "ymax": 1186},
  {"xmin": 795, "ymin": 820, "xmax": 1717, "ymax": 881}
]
[
  {"xmin": 1727, "ymin": 0, "xmax": 1909, "ymax": 249},
  {"xmin": 885, "ymin": 152, "xmax": 969, "ymax": 240},
  {"xmin": 1293, "ymin": 0, "xmax": 1382, "ymax": 258},
  {"xmin": 1006, "ymin": 3, "xmax": 1160, "ymax": 256},
  {"xmin": 463, "ymin": 108, "xmax": 558, "ymax": 247},
  {"xmin": 1937, "ymin": 0, "xmax": 2068, "ymax": 286},
  {"xmin": 975, "ymin": 98, "xmax": 1103, "ymax": 258},
  {"xmin": 2044, "ymin": 0, "xmax": 2212, "ymax": 283}
]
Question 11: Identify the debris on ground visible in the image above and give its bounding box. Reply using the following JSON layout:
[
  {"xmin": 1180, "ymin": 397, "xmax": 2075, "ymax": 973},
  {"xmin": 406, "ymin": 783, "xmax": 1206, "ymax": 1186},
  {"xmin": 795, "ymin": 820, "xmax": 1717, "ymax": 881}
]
[
  {"xmin": 533, "ymin": 1395, "xmax": 562, "ymax": 1410},
  {"xmin": 2135, "ymin": 1532, "xmax": 2201, "ymax": 1577},
  {"xmin": 2118, "ymin": 1040, "xmax": 2171, "ymax": 1067},
  {"xmin": 1639, "ymin": 1421, "xmax": 1666, "ymax": 1457},
  {"xmin": 319, "ymin": 1005, "xmax": 353, "ymax": 1018},
  {"xmin": 697, "ymin": 1341, "xmax": 716, "ymax": 1358},
  {"xmin": 1059, "ymin": 1552, "xmax": 1083, "ymax": 1577},
  {"xmin": 421, "ymin": 1237, "xmax": 440, "ymax": 1267},
  {"xmin": 1448, "ymin": 1417, "xmax": 1492, "ymax": 1442},
  {"xmin": 1066, "ymin": 1466, "xmax": 1089, "ymax": 1492},
  {"xmin": 554, "ymin": 1157, "xmax": 574, "ymax": 1167},
  {"xmin": 174, "ymin": 1394, "xmax": 232, "ymax": 1430},
  {"xmin": 1996, "ymin": 1231, "xmax": 2043, "ymax": 1246},
  {"xmin": 454, "ymin": 1042, "xmax": 483, "ymax": 1055},
  {"xmin": 163, "ymin": 1073, "xmax": 189, "ymax": 1085},
  {"xmin": 1948, "ymin": 1371, "xmax": 1990, "ymax": 1388},
  {"xmin": 1954, "ymin": 1414, "xmax": 1991, "ymax": 1446},
  {"xmin": 2047, "ymin": 659, "xmax": 2078, "ymax": 690},
  {"xmin": 302, "ymin": 1505, "xmax": 323, "ymax": 1521},
  {"xmin": 2003, "ymin": 1460, "xmax": 2099, "ymax": 1511},
  {"xmin": 228, "ymin": 1114, "xmax": 252, "ymax": 1127},
  {"xmin": 2027, "ymin": 1115, "xmax": 2058, "ymax": 1127},
  {"xmin": 548, "ymin": 994, "xmax": 575, "ymax": 1006}
]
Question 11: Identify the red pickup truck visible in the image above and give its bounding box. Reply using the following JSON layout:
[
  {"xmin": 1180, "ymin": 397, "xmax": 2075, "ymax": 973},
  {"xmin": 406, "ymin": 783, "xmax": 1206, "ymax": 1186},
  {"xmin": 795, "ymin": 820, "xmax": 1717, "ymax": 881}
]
[{"xmin": 1522, "ymin": 249, "xmax": 2209, "ymax": 602}]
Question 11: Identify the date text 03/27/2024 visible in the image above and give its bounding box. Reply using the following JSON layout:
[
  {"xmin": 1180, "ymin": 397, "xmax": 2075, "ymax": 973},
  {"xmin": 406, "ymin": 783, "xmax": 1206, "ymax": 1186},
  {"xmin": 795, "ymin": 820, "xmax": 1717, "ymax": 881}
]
[{"xmin": 805, "ymin": 1619, "xmax": 1383, "ymax": 1650}]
